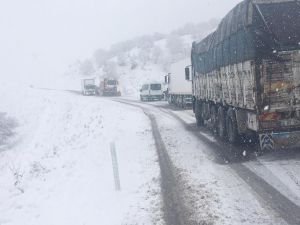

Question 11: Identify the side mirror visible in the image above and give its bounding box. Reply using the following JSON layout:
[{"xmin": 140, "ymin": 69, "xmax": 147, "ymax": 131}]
[
  {"xmin": 164, "ymin": 74, "xmax": 170, "ymax": 84},
  {"xmin": 185, "ymin": 67, "xmax": 190, "ymax": 80}
]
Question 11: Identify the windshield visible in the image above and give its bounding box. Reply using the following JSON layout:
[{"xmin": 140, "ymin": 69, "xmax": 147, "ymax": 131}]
[
  {"xmin": 142, "ymin": 84, "xmax": 149, "ymax": 90},
  {"xmin": 83, "ymin": 79, "xmax": 95, "ymax": 85},
  {"xmin": 107, "ymin": 80, "xmax": 117, "ymax": 85},
  {"xmin": 150, "ymin": 84, "xmax": 161, "ymax": 90},
  {"xmin": 85, "ymin": 84, "xmax": 96, "ymax": 89}
]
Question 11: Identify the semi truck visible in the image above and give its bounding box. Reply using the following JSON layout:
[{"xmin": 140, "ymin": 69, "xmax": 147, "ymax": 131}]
[
  {"xmin": 98, "ymin": 78, "xmax": 121, "ymax": 96},
  {"xmin": 186, "ymin": 0, "xmax": 300, "ymax": 151},
  {"xmin": 81, "ymin": 78, "xmax": 96, "ymax": 96},
  {"xmin": 165, "ymin": 58, "xmax": 192, "ymax": 108}
]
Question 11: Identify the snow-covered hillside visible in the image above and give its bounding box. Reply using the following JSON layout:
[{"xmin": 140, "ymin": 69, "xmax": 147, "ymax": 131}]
[{"xmin": 68, "ymin": 20, "xmax": 218, "ymax": 96}]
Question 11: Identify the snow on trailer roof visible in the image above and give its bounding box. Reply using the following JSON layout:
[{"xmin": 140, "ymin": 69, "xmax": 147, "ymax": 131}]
[
  {"xmin": 191, "ymin": 0, "xmax": 300, "ymax": 75},
  {"xmin": 192, "ymin": 0, "xmax": 300, "ymax": 55},
  {"xmin": 192, "ymin": 0, "xmax": 249, "ymax": 55}
]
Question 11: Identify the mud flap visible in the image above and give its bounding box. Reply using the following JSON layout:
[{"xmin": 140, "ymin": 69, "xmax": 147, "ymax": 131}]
[{"xmin": 259, "ymin": 133, "xmax": 274, "ymax": 151}]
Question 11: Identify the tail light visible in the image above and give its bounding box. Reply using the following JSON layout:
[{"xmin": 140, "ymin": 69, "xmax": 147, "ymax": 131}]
[{"xmin": 259, "ymin": 112, "xmax": 282, "ymax": 121}]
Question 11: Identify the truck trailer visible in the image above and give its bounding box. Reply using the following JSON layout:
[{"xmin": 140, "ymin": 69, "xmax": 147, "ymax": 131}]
[
  {"xmin": 186, "ymin": 0, "xmax": 300, "ymax": 151},
  {"xmin": 81, "ymin": 78, "xmax": 96, "ymax": 96},
  {"xmin": 165, "ymin": 59, "xmax": 193, "ymax": 108}
]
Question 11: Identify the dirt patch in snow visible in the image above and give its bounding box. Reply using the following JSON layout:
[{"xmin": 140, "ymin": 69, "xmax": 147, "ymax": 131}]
[
  {"xmin": 175, "ymin": 167, "xmax": 219, "ymax": 225},
  {"xmin": 0, "ymin": 112, "xmax": 17, "ymax": 149}
]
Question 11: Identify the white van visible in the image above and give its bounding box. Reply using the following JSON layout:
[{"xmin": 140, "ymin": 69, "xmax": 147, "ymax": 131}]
[{"xmin": 140, "ymin": 83, "xmax": 164, "ymax": 101}]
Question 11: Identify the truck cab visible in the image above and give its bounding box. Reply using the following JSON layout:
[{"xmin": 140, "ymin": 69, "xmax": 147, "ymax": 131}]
[
  {"xmin": 99, "ymin": 79, "xmax": 121, "ymax": 96},
  {"xmin": 81, "ymin": 79, "xmax": 96, "ymax": 96}
]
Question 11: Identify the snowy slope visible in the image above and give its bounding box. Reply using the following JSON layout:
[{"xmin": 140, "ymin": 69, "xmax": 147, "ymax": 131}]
[
  {"xmin": 70, "ymin": 33, "xmax": 200, "ymax": 98},
  {"xmin": 118, "ymin": 64, "xmax": 166, "ymax": 96},
  {"xmin": 108, "ymin": 36, "xmax": 194, "ymax": 97},
  {"xmin": 0, "ymin": 83, "xmax": 163, "ymax": 225}
]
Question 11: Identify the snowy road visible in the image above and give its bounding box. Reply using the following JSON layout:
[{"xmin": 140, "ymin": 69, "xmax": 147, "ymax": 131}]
[
  {"xmin": 1, "ymin": 87, "xmax": 300, "ymax": 225},
  {"xmin": 115, "ymin": 97, "xmax": 300, "ymax": 225}
]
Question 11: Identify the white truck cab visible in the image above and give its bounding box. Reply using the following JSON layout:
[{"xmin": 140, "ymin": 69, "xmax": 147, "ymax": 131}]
[
  {"xmin": 140, "ymin": 83, "xmax": 163, "ymax": 101},
  {"xmin": 81, "ymin": 79, "xmax": 96, "ymax": 96}
]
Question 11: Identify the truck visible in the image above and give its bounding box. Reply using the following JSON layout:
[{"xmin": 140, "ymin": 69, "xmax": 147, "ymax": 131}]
[
  {"xmin": 98, "ymin": 78, "xmax": 121, "ymax": 96},
  {"xmin": 185, "ymin": 0, "xmax": 300, "ymax": 151},
  {"xmin": 140, "ymin": 83, "xmax": 164, "ymax": 101},
  {"xmin": 81, "ymin": 78, "xmax": 96, "ymax": 96},
  {"xmin": 165, "ymin": 58, "xmax": 193, "ymax": 108}
]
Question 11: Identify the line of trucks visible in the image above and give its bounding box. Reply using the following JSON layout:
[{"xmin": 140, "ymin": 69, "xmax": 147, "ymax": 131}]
[
  {"xmin": 81, "ymin": 78, "xmax": 121, "ymax": 96},
  {"xmin": 185, "ymin": 0, "xmax": 300, "ymax": 151},
  {"xmin": 80, "ymin": 0, "xmax": 300, "ymax": 152},
  {"xmin": 139, "ymin": 59, "xmax": 193, "ymax": 106},
  {"xmin": 140, "ymin": 0, "xmax": 300, "ymax": 152}
]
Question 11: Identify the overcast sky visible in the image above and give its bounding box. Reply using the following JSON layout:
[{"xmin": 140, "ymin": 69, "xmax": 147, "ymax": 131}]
[{"xmin": 0, "ymin": 0, "xmax": 241, "ymax": 80}]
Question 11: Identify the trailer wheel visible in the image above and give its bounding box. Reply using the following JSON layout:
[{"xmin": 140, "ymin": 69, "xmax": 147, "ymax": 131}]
[
  {"xmin": 192, "ymin": 97, "xmax": 196, "ymax": 113},
  {"xmin": 195, "ymin": 100, "xmax": 204, "ymax": 126},
  {"xmin": 217, "ymin": 107, "xmax": 226, "ymax": 139},
  {"xmin": 211, "ymin": 106, "xmax": 218, "ymax": 135},
  {"xmin": 168, "ymin": 96, "xmax": 171, "ymax": 104},
  {"xmin": 226, "ymin": 109, "xmax": 239, "ymax": 144}
]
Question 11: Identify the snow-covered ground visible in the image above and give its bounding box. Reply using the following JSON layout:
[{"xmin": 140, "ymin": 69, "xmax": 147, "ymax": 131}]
[
  {"xmin": 1, "ymin": 74, "xmax": 300, "ymax": 225},
  {"xmin": 115, "ymin": 99, "xmax": 300, "ymax": 225},
  {"xmin": 154, "ymin": 109, "xmax": 286, "ymax": 225},
  {"xmin": 0, "ymin": 81, "xmax": 163, "ymax": 225},
  {"xmin": 165, "ymin": 105, "xmax": 300, "ymax": 211}
]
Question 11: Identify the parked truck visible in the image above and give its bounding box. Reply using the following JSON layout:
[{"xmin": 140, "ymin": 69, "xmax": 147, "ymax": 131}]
[
  {"xmin": 165, "ymin": 58, "xmax": 193, "ymax": 108},
  {"xmin": 81, "ymin": 78, "xmax": 96, "ymax": 96},
  {"xmin": 186, "ymin": 0, "xmax": 300, "ymax": 151},
  {"xmin": 98, "ymin": 78, "xmax": 121, "ymax": 96}
]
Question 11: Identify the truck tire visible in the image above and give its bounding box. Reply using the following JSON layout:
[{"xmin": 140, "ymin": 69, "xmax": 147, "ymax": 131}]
[
  {"xmin": 168, "ymin": 96, "xmax": 172, "ymax": 104},
  {"xmin": 195, "ymin": 100, "xmax": 204, "ymax": 126},
  {"xmin": 192, "ymin": 97, "xmax": 196, "ymax": 113},
  {"xmin": 211, "ymin": 105, "xmax": 218, "ymax": 134},
  {"xmin": 181, "ymin": 96, "xmax": 184, "ymax": 108},
  {"xmin": 226, "ymin": 109, "xmax": 239, "ymax": 144},
  {"xmin": 217, "ymin": 106, "xmax": 226, "ymax": 139}
]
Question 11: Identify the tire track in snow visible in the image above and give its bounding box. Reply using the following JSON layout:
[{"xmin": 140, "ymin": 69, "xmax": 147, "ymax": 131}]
[
  {"xmin": 114, "ymin": 100, "xmax": 190, "ymax": 225},
  {"xmin": 116, "ymin": 99, "xmax": 300, "ymax": 225},
  {"xmin": 160, "ymin": 105, "xmax": 300, "ymax": 225}
]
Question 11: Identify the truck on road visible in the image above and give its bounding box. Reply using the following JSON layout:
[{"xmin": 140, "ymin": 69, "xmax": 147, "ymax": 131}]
[
  {"xmin": 186, "ymin": 0, "xmax": 300, "ymax": 151},
  {"xmin": 165, "ymin": 58, "xmax": 192, "ymax": 108},
  {"xmin": 81, "ymin": 78, "xmax": 96, "ymax": 96},
  {"xmin": 98, "ymin": 79, "xmax": 121, "ymax": 96}
]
